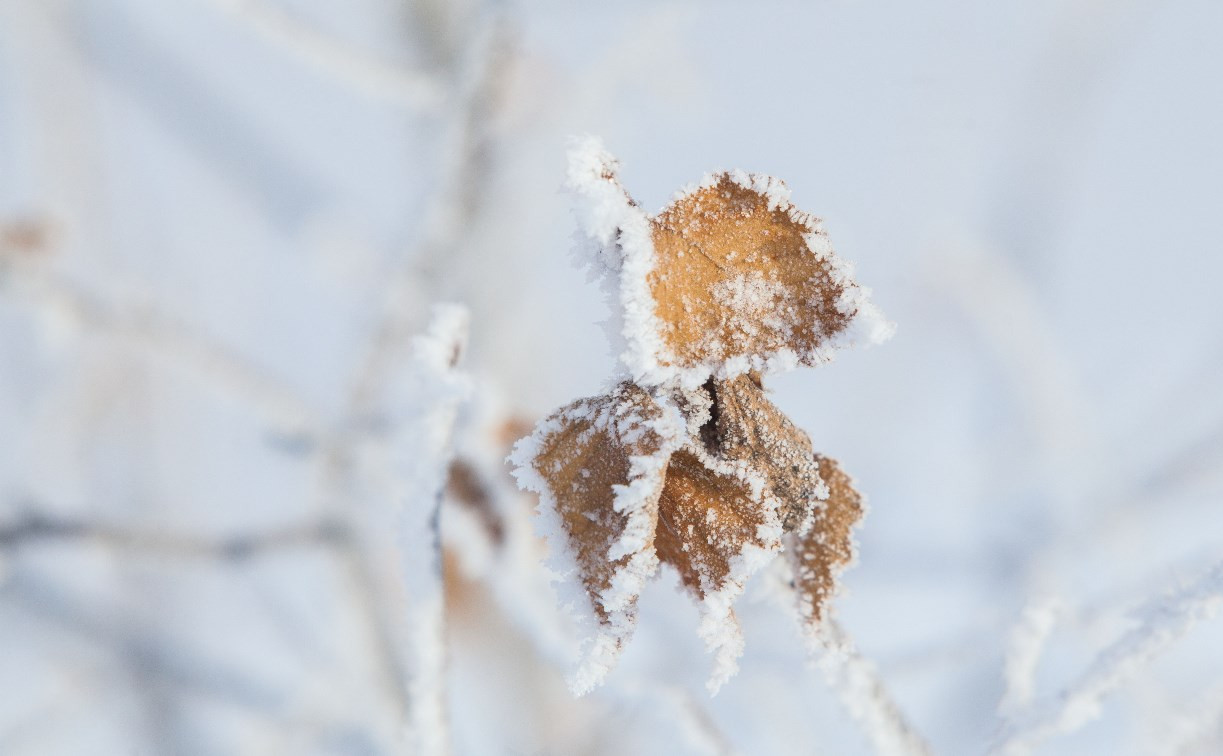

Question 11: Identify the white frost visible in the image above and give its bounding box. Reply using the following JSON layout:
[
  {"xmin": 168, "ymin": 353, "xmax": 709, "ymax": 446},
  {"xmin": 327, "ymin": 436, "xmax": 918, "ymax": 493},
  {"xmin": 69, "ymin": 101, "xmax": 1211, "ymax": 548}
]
[
  {"xmin": 395, "ymin": 303, "xmax": 473, "ymax": 756},
  {"xmin": 567, "ymin": 137, "xmax": 894, "ymax": 391},
  {"xmin": 992, "ymin": 561, "xmax": 1223, "ymax": 755},
  {"xmin": 508, "ymin": 385, "xmax": 686, "ymax": 695}
]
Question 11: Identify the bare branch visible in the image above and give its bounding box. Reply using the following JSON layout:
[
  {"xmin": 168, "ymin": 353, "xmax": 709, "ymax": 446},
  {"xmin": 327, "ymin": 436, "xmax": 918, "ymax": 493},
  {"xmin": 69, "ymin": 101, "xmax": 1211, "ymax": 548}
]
[
  {"xmin": 0, "ymin": 509, "xmax": 349, "ymax": 560},
  {"xmin": 992, "ymin": 561, "xmax": 1223, "ymax": 755},
  {"xmin": 999, "ymin": 597, "xmax": 1063, "ymax": 715}
]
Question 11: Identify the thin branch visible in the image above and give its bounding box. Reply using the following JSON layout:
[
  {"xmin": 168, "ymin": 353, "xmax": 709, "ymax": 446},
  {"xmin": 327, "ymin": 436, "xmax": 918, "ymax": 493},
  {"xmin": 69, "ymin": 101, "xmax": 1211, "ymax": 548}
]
[
  {"xmin": 612, "ymin": 680, "xmax": 737, "ymax": 756},
  {"xmin": 2, "ymin": 569, "xmax": 284, "ymax": 712},
  {"xmin": 992, "ymin": 561, "xmax": 1223, "ymax": 755},
  {"xmin": 0, "ymin": 509, "xmax": 349, "ymax": 559},
  {"xmin": 813, "ymin": 620, "xmax": 933, "ymax": 756},
  {"xmin": 395, "ymin": 304, "xmax": 471, "ymax": 756},
  {"xmin": 999, "ymin": 597, "xmax": 1063, "ymax": 715}
]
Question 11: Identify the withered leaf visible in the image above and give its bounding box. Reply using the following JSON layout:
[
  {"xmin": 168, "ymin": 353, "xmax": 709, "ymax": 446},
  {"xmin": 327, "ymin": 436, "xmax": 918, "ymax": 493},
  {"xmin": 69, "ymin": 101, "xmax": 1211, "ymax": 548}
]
[
  {"xmin": 519, "ymin": 382, "xmax": 675, "ymax": 628},
  {"xmin": 649, "ymin": 174, "xmax": 856, "ymax": 371},
  {"xmin": 786, "ymin": 454, "xmax": 864, "ymax": 629},
  {"xmin": 512, "ymin": 140, "xmax": 888, "ymax": 694},
  {"xmin": 702, "ymin": 375, "xmax": 825, "ymax": 532},
  {"xmin": 655, "ymin": 449, "xmax": 776, "ymax": 599}
]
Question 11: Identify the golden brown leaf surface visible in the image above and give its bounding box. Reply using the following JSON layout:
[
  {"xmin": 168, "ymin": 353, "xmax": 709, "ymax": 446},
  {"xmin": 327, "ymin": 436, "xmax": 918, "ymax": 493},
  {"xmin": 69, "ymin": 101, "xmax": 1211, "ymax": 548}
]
[
  {"xmin": 788, "ymin": 454, "xmax": 864, "ymax": 627},
  {"xmin": 529, "ymin": 383, "xmax": 669, "ymax": 622},
  {"xmin": 655, "ymin": 450, "xmax": 772, "ymax": 599},
  {"xmin": 704, "ymin": 376, "xmax": 824, "ymax": 531},
  {"xmin": 649, "ymin": 176, "xmax": 852, "ymax": 369}
]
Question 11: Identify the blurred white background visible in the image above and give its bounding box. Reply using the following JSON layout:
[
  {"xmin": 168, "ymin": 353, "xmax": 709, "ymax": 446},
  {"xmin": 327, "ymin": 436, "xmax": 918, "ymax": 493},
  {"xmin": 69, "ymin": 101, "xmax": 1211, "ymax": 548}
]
[{"xmin": 2, "ymin": 0, "xmax": 1222, "ymax": 754}]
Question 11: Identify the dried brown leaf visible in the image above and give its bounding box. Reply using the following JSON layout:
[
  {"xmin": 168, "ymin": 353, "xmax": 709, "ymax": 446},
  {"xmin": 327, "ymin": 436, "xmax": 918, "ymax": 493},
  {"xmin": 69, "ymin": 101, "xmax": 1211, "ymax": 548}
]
[
  {"xmin": 655, "ymin": 449, "xmax": 774, "ymax": 599},
  {"xmin": 703, "ymin": 375, "xmax": 825, "ymax": 532},
  {"xmin": 524, "ymin": 382, "xmax": 672, "ymax": 625},
  {"xmin": 787, "ymin": 454, "xmax": 865, "ymax": 628},
  {"xmin": 649, "ymin": 175, "xmax": 854, "ymax": 370}
]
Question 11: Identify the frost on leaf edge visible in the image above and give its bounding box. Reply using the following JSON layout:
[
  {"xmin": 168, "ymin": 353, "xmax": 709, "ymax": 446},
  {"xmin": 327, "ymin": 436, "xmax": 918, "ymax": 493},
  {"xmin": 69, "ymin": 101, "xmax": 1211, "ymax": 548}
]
[
  {"xmin": 566, "ymin": 137, "xmax": 895, "ymax": 392},
  {"xmin": 507, "ymin": 386, "xmax": 684, "ymax": 695},
  {"xmin": 785, "ymin": 455, "xmax": 870, "ymax": 645}
]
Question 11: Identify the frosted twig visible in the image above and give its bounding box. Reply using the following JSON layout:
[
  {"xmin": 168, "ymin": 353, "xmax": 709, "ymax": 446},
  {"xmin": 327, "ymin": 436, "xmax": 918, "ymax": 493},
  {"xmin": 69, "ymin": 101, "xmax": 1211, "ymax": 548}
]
[
  {"xmin": 207, "ymin": 0, "xmax": 443, "ymax": 111},
  {"xmin": 813, "ymin": 621, "xmax": 933, "ymax": 756},
  {"xmin": 999, "ymin": 597, "xmax": 1062, "ymax": 714},
  {"xmin": 394, "ymin": 304, "xmax": 472, "ymax": 756},
  {"xmin": 992, "ymin": 561, "xmax": 1223, "ymax": 755}
]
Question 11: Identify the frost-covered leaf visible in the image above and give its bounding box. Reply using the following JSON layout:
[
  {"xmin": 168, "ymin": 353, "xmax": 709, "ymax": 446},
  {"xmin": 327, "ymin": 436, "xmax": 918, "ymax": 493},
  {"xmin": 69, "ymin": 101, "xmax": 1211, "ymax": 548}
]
[
  {"xmin": 566, "ymin": 137, "xmax": 894, "ymax": 389},
  {"xmin": 509, "ymin": 381, "xmax": 681, "ymax": 693},
  {"xmin": 651, "ymin": 174, "xmax": 883, "ymax": 375},
  {"xmin": 656, "ymin": 449, "xmax": 778, "ymax": 600},
  {"xmin": 702, "ymin": 374, "xmax": 826, "ymax": 532},
  {"xmin": 655, "ymin": 448, "xmax": 782, "ymax": 691},
  {"xmin": 786, "ymin": 454, "xmax": 865, "ymax": 631},
  {"xmin": 514, "ymin": 139, "xmax": 887, "ymax": 696}
]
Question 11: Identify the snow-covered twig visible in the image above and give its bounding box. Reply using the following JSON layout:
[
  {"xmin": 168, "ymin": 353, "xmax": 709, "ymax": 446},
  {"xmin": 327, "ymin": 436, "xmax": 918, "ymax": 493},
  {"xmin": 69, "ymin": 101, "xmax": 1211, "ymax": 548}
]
[
  {"xmin": 992, "ymin": 561, "xmax": 1223, "ymax": 755},
  {"xmin": 394, "ymin": 304, "xmax": 472, "ymax": 756},
  {"xmin": 813, "ymin": 621, "xmax": 932, "ymax": 756},
  {"xmin": 999, "ymin": 597, "xmax": 1063, "ymax": 715}
]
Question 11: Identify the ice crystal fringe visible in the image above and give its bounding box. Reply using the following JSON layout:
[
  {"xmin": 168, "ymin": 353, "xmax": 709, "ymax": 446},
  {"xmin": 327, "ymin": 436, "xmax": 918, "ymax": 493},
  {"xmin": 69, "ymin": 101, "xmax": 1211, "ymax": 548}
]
[{"xmin": 513, "ymin": 138, "xmax": 894, "ymax": 694}]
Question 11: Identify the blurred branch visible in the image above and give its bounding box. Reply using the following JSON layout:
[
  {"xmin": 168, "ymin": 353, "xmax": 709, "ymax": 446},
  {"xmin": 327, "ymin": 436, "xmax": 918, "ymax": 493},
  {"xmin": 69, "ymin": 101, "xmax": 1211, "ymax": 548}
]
[
  {"xmin": 1156, "ymin": 683, "xmax": 1223, "ymax": 756},
  {"xmin": 992, "ymin": 561, "xmax": 1223, "ymax": 755},
  {"xmin": 207, "ymin": 0, "xmax": 444, "ymax": 111},
  {"xmin": 999, "ymin": 597, "xmax": 1063, "ymax": 716},
  {"xmin": 814, "ymin": 621, "xmax": 933, "ymax": 756},
  {"xmin": 613, "ymin": 680, "xmax": 736, "ymax": 756},
  {"xmin": 0, "ymin": 509, "xmax": 349, "ymax": 559},
  {"xmin": 932, "ymin": 242, "xmax": 1089, "ymax": 499},
  {"xmin": 395, "ymin": 304, "xmax": 471, "ymax": 755}
]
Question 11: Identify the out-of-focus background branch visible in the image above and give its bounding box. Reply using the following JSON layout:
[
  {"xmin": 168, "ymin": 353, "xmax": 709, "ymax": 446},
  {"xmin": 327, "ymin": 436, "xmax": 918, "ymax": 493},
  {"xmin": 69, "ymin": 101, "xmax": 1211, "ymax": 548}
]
[{"xmin": 2, "ymin": 0, "xmax": 1222, "ymax": 754}]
